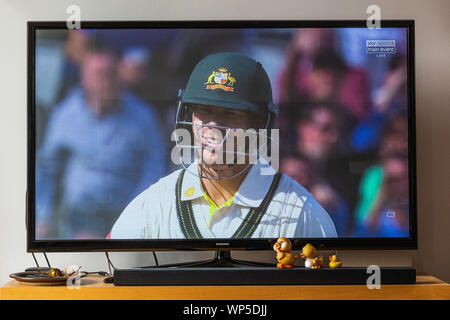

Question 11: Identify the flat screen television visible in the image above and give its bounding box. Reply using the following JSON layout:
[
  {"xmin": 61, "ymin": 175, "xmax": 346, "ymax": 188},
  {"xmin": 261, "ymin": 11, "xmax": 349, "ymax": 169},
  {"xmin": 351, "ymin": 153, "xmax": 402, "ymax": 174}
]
[{"xmin": 27, "ymin": 20, "xmax": 417, "ymax": 253}]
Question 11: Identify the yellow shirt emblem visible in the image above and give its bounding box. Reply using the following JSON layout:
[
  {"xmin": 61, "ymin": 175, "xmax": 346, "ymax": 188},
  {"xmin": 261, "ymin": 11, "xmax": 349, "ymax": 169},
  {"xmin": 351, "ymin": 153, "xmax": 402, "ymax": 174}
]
[{"xmin": 184, "ymin": 186, "xmax": 195, "ymax": 197}]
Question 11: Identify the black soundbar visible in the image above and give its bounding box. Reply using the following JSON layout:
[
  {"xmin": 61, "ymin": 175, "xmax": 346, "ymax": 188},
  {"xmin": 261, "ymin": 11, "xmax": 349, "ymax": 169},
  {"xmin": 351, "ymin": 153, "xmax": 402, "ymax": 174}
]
[{"xmin": 113, "ymin": 266, "xmax": 416, "ymax": 286}]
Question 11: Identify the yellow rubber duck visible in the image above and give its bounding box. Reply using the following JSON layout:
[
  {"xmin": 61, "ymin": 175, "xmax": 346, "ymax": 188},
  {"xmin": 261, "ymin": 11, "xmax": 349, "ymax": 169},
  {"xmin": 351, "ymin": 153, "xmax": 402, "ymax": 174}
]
[
  {"xmin": 328, "ymin": 253, "xmax": 343, "ymax": 268},
  {"xmin": 300, "ymin": 243, "xmax": 324, "ymax": 269}
]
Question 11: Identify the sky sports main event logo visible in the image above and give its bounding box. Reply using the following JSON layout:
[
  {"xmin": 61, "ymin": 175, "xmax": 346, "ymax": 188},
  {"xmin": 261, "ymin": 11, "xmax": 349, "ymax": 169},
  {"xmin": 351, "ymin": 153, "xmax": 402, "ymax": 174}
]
[{"xmin": 366, "ymin": 40, "xmax": 396, "ymax": 54}]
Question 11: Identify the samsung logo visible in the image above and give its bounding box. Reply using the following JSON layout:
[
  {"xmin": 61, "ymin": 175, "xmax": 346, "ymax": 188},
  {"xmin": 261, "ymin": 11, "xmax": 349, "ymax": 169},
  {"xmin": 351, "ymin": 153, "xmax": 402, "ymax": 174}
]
[{"xmin": 215, "ymin": 242, "xmax": 230, "ymax": 246}]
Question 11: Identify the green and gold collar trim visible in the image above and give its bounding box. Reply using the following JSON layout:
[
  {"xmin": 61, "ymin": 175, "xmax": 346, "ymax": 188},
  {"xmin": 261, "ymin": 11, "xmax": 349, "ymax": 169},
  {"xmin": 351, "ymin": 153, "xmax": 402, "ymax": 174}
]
[{"xmin": 175, "ymin": 169, "xmax": 282, "ymax": 239}]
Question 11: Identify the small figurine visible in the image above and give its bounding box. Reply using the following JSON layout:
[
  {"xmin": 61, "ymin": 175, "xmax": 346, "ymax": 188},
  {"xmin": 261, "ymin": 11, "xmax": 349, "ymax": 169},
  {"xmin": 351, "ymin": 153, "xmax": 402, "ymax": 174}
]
[
  {"xmin": 63, "ymin": 265, "xmax": 81, "ymax": 275},
  {"xmin": 300, "ymin": 243, "xmax": 324, "ymax": 269},
  {"xmin": 273, "ymin": 237, "xmax": 298, "ymax": 269},
  {"xmin": 328, "ymin": 253, "xmax": 343, "ymax": 268},
  {"xmin": 47, "ymin": 268, "xmax": 63, "ymax": 277}
]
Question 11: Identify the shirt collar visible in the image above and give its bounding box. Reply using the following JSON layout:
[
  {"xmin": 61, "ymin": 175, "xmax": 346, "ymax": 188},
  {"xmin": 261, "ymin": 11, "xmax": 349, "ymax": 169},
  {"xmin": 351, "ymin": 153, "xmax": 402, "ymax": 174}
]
[
  {"xmin": 233, "ymin": 158, "xmax": 276, "ymax": 208},
  {"xmin": 180, "ymin": 163, "xmax": 204, "ymax": 201},
  {"xmin": 180, "ymin": 159, "xmax": 277, "ymax": 208}
]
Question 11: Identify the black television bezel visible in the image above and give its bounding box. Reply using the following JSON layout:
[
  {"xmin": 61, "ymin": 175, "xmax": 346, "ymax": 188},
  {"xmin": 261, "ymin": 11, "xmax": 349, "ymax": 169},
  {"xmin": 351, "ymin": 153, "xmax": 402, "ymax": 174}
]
[{"xmin": 27, "ymin": 19, "xmax": 417, "ymax": 252}]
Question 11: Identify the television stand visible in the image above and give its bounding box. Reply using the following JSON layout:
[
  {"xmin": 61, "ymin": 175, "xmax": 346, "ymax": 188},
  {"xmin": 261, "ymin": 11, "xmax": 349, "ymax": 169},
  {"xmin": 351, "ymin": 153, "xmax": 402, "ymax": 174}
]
[
  {"xmin": 146, "ymin": 250, "xmax": 273, "ymax": 268},
  {"xmin": 113, "ymin": 250, "xmax": 416, "ymax": 286}
]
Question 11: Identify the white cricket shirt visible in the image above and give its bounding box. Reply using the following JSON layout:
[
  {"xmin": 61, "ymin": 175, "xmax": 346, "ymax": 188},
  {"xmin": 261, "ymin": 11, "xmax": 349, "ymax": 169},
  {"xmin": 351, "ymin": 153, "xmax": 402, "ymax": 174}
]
[{"xmin": 110, "ymin": 159, "xmax": 337, "ymax": 239}]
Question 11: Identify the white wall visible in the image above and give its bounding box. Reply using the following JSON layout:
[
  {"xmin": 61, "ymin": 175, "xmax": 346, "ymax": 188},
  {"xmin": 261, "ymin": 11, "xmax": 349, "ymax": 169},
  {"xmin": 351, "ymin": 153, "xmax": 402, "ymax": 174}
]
[{"xmin": 1, "ymin": 0, "xmax": 449, "ymax": 286}]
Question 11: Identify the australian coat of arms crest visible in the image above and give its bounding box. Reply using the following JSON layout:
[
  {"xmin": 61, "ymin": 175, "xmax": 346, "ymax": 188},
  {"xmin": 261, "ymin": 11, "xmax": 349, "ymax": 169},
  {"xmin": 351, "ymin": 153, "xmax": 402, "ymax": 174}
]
[{"xmin": 204, "ymin": 67, "xmax": 236, "ymax": 92}]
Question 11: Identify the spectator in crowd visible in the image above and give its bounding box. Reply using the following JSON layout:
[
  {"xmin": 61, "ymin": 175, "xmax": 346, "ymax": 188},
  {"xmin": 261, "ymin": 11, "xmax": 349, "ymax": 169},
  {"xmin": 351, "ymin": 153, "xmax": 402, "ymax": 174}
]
[
  {"xmin": 351, "ymin": 55, "xmax": 408, "ymax": 152},
  {"xmin": 353, "ymin": 113, "xmax": 409, "ymax": 236},
  {"xmin": 280, "ymin": 153, "xmax": 315, "ymax": 191},
  {"xmin": 294, "ymin": 104, "xmax": 341, "ymax": 161},
  {"xmin": 277, "ymin": 29, "xmax": 371, "ymax": 137},
  {"xmin": 276, "ymin": 29, "xmax": 334, "ymax": 137},
  {"xmin": 36, "ymin": 48, "xmax": 166, "ymax": 239},
  {"xmin": 277, "ymin": 28, "xmax": 335, "ymax": 103},
  {"xmin": 373, "ymin": 55, "xmax": 408, "ymax": 113},
  {"xmin": 353, "ymin": 152, "xmax": 409, "ymax": 237},
  {"xmin": 117, "ymin": 45, "xmax": 178, "ymax": 149},
  {"xmin": 55, "ymin": 30, "xmax": 93, "ymax": 104},
  {"xmin": 281, "ymin": 153, "xmax": 350, "ymax": 237},
  {"xmin": 118, "ymin": 46, "xmax": 151, "ymax": 93}
]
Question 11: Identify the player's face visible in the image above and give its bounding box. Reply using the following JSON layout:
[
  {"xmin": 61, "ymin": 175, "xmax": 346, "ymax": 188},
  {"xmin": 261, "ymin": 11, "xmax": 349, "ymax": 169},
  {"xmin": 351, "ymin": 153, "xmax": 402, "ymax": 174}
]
[{"xmin": 191, "ymin": 104, "xmax": 264, "ymax": 172}]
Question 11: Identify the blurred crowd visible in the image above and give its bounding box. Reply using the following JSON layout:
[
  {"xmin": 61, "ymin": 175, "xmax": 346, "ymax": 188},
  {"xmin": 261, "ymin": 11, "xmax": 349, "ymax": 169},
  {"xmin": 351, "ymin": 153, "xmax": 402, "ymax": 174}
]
[{"xmin": 35, "ymin": 27, "xmax": 410, "ymax": 239}]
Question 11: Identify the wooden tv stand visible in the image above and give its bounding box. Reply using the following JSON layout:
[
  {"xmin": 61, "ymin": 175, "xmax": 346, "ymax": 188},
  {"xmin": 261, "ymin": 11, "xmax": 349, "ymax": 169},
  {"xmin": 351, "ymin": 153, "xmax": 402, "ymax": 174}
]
[{"xmin": 1, "ymin": 273, "xmax": 449, "ymax": 300}]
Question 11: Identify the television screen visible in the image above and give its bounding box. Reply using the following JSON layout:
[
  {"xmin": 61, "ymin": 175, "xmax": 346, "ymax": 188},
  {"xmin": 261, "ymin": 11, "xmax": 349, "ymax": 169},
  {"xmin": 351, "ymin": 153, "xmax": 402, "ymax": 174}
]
[{"xmin": 29, "ymin": 21, "xmax": 416, "ymax": 250}]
